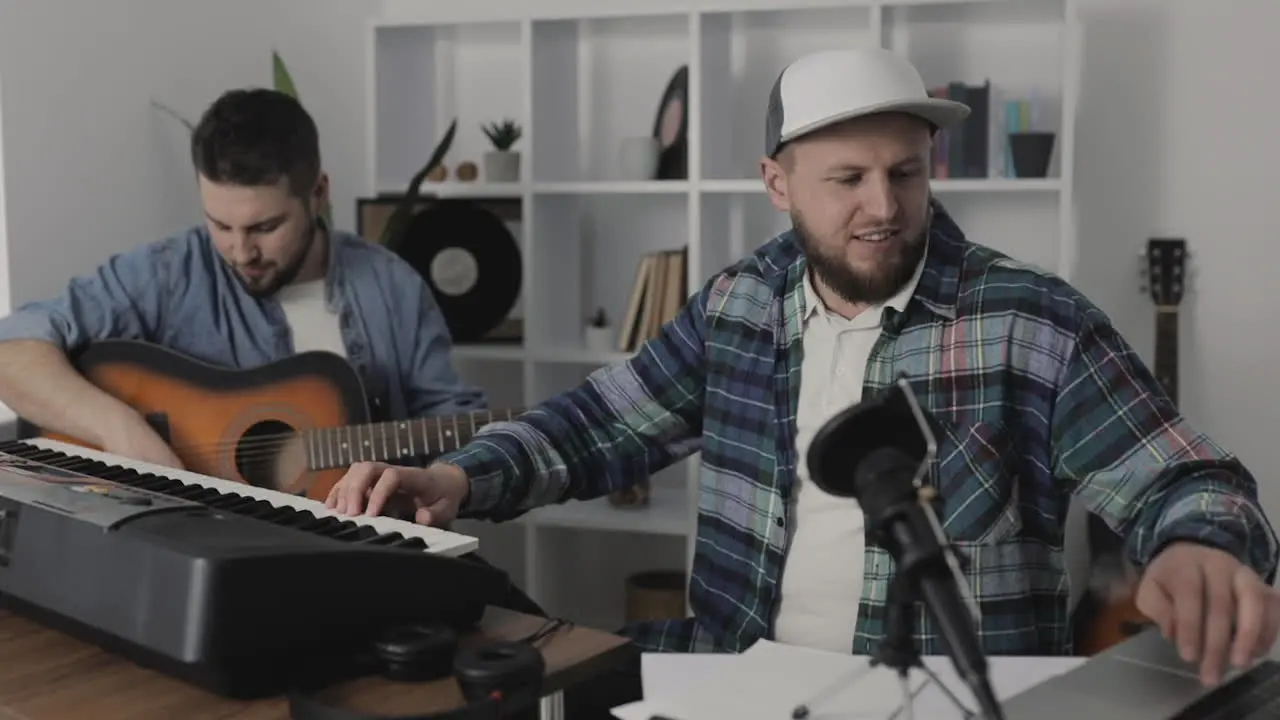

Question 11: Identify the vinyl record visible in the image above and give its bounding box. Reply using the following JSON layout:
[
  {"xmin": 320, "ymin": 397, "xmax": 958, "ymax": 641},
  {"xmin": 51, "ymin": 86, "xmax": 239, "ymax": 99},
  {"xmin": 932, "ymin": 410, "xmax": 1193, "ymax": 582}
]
[{"xmin": 395, "ymin": 199, "xmax": 521, "ymax": 343}]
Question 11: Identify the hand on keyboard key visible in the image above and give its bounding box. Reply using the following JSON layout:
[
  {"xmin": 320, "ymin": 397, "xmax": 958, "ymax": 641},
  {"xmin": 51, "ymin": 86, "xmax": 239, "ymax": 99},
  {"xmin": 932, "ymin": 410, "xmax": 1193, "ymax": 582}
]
[{"xmin": 326, "ymin": 461, "xmax": 469, "ymax": 527}]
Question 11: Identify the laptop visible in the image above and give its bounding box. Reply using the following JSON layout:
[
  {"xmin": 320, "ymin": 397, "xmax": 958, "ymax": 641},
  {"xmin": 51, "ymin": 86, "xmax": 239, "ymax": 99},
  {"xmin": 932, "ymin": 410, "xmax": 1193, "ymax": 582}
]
[{"xmin": 1001, "ymin": 627, "xmax": 1280, "ymax": 719}]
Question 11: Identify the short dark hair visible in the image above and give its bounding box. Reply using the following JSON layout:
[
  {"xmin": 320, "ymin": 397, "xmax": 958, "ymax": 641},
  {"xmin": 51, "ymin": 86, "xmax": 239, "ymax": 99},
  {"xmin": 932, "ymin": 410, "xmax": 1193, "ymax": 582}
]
[{"xmin": 190, "ymin": 88, "xmax": 321, "ymax": 197}]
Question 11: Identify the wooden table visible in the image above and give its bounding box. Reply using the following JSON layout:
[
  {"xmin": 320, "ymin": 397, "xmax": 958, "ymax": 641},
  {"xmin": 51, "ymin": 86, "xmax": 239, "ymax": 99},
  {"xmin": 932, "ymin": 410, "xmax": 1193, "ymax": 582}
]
[{"xmin": 0, "ymin": 606, "xmax": 634, "ymax": 719}]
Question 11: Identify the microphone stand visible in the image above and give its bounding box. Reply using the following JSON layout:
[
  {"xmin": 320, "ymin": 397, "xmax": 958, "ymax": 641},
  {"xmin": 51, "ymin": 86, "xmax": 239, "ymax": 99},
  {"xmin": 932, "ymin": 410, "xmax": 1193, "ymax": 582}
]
[
  {"xmin": 872, "ymin": 573, "xmax": 976, "ymax": 720},
  {"xmin": 788, "ymin": 574, "xmax": 978, "ymax": 720}
]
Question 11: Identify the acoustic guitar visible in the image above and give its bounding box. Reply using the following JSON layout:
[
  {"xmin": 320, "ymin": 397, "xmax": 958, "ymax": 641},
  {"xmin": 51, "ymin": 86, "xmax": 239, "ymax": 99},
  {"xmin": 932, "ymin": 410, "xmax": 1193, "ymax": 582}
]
[
  {"xmin": 18, "ymin": 339, "xmax": 524, "ymax": 501},
  {"xmin": 1075, "ymin": 237, "xmax": 1189, "ymax": 655}
]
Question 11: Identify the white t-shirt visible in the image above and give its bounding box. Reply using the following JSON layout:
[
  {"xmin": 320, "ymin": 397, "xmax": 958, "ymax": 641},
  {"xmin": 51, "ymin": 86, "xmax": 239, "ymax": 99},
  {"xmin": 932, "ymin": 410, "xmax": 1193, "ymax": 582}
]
[{"xmin": 772, "ymin": 258, "xmax": 924, "ymax": 652}]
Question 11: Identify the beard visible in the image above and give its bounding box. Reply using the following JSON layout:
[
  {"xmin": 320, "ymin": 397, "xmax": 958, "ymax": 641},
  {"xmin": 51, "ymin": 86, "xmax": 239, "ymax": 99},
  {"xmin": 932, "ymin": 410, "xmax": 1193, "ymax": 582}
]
[
  {"xmin": 237, "ymin": 211, "xmax": 318, "ymax": 298},
  {"xmin": 792, "ymin": 210, "xmax": 927, "ymax": 307}
]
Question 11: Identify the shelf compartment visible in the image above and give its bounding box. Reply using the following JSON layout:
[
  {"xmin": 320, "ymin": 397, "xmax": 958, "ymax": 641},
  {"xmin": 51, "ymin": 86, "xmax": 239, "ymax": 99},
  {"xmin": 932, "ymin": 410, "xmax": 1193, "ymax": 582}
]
[
  {"xmin": 373, "ymin": 21, "xmax": 527, "ymax": 192},
  {"xmin": 523, "ymin": 475, "xmax": 693, "ymax": 536},
  {"xmin": 528, "ymin": 193, "xmax": 689, "ymax": 352},
  {"xmin": 698, "ymin": 6, "xmax": 879, "ymax": 181},
  {"xmin": 533, "ymin": 181, "xmax": 690, "ymax": 195},
  {"xmin": 452, "ymin": 343, "xmax": 526, "ymax": 361},
  {"xmin": 700, "ymin": 192, "xmax": 789, "ymax": 280},
  {"xmin": 699, "ymin": 177, "xmax": 1063, "ymax": 193},
  {"xmin": 883, "ymin": 0, "xmax": 1069, "ymax": 181},
  {"xmin": 932, "ymin": 193, "xmax": 1063, "ymax": 274},
  {"xmin": 531, "ymin": 14, "xmax": 692, "ymax": 183}
]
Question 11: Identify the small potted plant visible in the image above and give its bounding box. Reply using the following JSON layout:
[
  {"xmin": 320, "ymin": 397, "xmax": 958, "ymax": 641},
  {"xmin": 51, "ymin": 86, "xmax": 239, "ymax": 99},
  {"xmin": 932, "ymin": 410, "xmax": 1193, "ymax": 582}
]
[
  {"xmin": 584, "ymin": 307, "xmax": 613, "ymax": 352},
  {"xmin": 481, "ymin": 118, "xmax": 522, "ymax": 183}
]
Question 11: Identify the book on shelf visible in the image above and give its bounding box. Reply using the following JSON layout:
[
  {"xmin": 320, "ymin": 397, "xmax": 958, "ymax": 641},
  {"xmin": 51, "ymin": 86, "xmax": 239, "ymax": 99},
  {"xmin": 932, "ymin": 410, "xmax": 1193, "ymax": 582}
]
[
  {"xmin": 928, "ymin": 80, "xmax": 1047, "ymax": 179},
  {"xmin": 618, "ymin": 247, "xmax": 688, "ymax": 353}
]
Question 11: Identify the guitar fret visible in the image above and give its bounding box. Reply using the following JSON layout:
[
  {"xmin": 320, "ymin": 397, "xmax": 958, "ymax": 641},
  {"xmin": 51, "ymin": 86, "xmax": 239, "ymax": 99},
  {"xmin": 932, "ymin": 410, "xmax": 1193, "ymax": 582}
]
[
  {"xmin": 296, "ymin": 406, "xmax": 525, "ymax": 471},
  {"xmin": 326, "ymin": 428, "xmax": 336, "ymax": 470}
]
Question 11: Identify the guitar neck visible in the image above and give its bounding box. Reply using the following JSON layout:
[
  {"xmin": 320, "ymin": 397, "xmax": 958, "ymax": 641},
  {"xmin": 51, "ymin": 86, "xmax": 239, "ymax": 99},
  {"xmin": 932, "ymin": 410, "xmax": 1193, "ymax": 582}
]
[
  {"xmin": 1154, "ymin": 306, "xmax": 1179, "ymax": 407},
  {"xmin": 303, "ymin": 408, "xmax": 523, "ymax": 471}
]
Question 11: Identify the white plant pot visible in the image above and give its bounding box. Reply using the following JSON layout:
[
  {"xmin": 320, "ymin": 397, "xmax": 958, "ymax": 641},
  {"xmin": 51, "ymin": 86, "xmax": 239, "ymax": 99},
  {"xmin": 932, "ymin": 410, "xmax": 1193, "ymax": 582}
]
[
  {"xmin": 617, "ymin": 136, "xmax": 660, "ymax": 180},
  {"xmin": 484, "ymin": 150, "xmax": 521, "ymax": 183},
  {"xmin": 583, "ymin": 325, "xmax": 614, "ymax": 353}
]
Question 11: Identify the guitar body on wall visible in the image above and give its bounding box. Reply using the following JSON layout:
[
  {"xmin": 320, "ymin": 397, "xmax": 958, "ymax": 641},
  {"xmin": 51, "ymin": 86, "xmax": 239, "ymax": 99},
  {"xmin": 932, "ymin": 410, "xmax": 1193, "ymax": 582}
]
[
  {"xmin": 18, "ymin": 339, "xmax": 519, "ymax": 502},
  {"xmin": 1075, "ymin": 237, "xmax": 1189, "ymax": 655}
]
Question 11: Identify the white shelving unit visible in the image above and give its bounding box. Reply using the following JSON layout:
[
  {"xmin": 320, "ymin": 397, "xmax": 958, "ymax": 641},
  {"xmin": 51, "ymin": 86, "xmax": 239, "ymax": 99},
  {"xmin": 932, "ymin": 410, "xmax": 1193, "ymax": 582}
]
[{"xmin": 366, "ymin": 0, "xmax": 1081, "ymax": 631}]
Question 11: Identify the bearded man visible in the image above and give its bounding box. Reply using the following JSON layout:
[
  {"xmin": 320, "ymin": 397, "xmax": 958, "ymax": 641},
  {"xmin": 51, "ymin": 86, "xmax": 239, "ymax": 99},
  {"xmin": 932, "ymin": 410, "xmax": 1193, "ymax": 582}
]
[
  {"xmin": 326, "ymin": 48, "xmax": 1280, "ymax": 719},
  {"xmin": 0, "ymin": 88, "xmax": 485, "ymax": 471}
]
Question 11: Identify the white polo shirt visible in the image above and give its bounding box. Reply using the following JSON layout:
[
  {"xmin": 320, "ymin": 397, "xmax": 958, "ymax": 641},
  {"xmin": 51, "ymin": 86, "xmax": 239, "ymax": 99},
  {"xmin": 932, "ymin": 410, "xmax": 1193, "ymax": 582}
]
[{"xmin": 773, "ymin": 254, "xmax": 925, "ymax": 652}]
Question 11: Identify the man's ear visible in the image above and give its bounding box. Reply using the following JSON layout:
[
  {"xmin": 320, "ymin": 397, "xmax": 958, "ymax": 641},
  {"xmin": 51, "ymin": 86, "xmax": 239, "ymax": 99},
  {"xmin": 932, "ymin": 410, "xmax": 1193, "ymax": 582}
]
[
  {"xmin": 760, "ymin": 155, "xmax": 791, "ymax": 212},
  {"xmin": 312, "ymin": 172, "xmax": 332, "ymax": 219}
]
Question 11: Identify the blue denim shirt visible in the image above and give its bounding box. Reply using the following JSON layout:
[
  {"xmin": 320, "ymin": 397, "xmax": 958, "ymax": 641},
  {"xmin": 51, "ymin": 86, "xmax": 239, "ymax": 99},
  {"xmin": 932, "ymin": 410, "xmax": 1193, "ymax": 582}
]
[{"xmin": 0, "ymin": 224, "xmax": 486, "ymax": 421}]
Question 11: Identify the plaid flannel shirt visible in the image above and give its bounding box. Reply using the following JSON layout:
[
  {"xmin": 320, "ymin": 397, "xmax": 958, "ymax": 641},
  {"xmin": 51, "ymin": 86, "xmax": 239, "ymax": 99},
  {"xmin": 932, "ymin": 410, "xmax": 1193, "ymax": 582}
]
[{"xmin": 443, "ymin": 200, "xmax": 1278, "ymax": 656}]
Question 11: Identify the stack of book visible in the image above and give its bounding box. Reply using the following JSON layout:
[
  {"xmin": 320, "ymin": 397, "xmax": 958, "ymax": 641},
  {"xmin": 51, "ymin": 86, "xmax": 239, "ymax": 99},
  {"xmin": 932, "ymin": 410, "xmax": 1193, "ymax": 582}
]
[{"xmin": 616, "ymin": 247, "xmax": 688, "ymax": 353}]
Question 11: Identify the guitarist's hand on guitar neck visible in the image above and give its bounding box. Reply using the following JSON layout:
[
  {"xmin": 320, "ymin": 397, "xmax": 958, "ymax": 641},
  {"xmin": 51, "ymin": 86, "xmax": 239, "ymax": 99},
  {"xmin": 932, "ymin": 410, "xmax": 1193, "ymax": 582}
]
[{"xmin": 326, "ymin": 460, "xmax": 470, "ymax": 527}]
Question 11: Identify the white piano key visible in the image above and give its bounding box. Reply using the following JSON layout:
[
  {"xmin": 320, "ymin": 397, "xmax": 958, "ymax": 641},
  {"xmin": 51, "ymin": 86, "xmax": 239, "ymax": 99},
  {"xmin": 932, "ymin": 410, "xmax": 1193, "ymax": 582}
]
[{"xmin": 21, "ymin": 438, "xmax": 479, "ymax": 557}]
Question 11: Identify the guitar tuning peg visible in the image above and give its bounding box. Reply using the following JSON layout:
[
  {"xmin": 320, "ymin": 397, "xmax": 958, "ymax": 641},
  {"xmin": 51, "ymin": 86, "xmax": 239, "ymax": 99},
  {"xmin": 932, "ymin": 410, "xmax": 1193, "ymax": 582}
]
[{"xmin": 1139, "ymin": 284, "xmax": 1148, "ymax": 294}]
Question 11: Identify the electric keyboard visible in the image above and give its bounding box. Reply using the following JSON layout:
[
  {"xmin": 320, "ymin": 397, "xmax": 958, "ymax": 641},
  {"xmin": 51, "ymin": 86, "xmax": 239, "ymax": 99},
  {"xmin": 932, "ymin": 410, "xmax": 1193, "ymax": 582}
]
[
  {"xmin": 0, "ymin": 438, "xmax": 512, "ymax": 699},
  {"xmin": 25, "ymin": 436, "xmax": 480, "ymax": 555}
]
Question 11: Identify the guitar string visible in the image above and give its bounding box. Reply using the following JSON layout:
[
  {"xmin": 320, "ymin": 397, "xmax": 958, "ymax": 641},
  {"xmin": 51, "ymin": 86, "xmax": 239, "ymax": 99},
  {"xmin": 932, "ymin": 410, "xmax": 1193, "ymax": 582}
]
[{"xmin": 113, "ymin": 410, "xmax": 524, "ymax": 458}]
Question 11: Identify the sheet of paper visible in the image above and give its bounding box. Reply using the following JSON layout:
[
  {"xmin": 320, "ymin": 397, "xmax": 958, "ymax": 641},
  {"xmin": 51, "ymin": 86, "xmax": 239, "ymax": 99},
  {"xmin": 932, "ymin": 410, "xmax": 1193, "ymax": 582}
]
[
  {"xmin": 615, "ymin": 642, "xmax": 1089, "ymax": 720},
  {"xmin": 624, "ymin": 640, "xmax": 925, "ymax": 720},
  {"xmin": 640, "ymin": 651, "xmax": 741, "ymax": 700}
]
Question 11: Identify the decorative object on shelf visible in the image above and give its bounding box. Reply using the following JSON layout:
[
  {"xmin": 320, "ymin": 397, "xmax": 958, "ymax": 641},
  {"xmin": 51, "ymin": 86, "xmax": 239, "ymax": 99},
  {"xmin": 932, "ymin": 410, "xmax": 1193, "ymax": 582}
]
[
  {"xmin": 427, "ymin": 164, "xmax": 449, "ymax": 182},
  {"xmin": 617, "ymin": 136, "xmax": 661, "ymax": 180},
  {"xmin": 1008, "ymin": 131, "xmax": 1056, "ymax": 178},
  {"xmin": 377, "ymin": 119, "xmax": 458, "ymax": 251},
  {"xmin": 395, "ymin": 198, "xmax": 523, "ymax": 343},
  {"xmin": 607, "ymin": 479, "xmax": 651, "ymax": 508},
  {"xmin": 481, "ymin": 119, "xmax": 523, "ymax": 182},
  {"xmin": 456, "ymin": 161, "xmax": 479, "ymax": 182},
  {"xmin": 356, "ymin": 194, "xmax": 525, "ymax": 344},
  {"xmin": 651, "ymin": 66, "xmax": 688, "ymax": 180},
  {"xmin": 583, "ymin": 308, "xmax": 613, "ymax": 352},
  {"xmin": 624, "ymin": 570, "xmax": 688, "ymax": 623}
]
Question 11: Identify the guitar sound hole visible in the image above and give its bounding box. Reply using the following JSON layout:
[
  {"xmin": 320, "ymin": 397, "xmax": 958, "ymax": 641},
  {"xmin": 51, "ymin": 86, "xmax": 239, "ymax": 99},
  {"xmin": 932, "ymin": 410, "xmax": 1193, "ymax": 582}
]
[{"xmin": 234, "ymin": 419, "xmax": 295, "ymax": 490}]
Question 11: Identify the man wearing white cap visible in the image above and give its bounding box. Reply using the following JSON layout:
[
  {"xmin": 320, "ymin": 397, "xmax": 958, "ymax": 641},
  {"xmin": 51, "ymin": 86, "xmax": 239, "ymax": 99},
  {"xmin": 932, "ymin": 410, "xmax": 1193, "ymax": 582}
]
[{"xmin": 328, "ymin": 48, "xmax": 1279, "ymax": 717}]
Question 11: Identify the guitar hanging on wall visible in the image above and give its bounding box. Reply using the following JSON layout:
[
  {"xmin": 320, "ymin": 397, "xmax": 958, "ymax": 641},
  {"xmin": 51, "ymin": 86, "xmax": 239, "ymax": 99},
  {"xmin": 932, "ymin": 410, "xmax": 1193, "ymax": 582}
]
[{"xmin": 1075, "ymin": 237, "xmax": 1189, "ymax": 655}]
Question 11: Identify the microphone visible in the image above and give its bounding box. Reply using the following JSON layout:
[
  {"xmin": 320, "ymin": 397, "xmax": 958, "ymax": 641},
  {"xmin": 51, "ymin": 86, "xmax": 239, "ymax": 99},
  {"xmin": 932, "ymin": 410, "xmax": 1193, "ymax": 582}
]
[{"xmin": 805, "ymin": 375, "xmax": 1005, "ymax": 720}]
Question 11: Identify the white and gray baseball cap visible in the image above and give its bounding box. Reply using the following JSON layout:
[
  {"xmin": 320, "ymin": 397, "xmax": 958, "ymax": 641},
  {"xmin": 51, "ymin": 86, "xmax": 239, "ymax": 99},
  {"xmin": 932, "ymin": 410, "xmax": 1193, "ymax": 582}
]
[{"xmin": 764, "ymin": 47, "xmax": 971, "ymax": 157}]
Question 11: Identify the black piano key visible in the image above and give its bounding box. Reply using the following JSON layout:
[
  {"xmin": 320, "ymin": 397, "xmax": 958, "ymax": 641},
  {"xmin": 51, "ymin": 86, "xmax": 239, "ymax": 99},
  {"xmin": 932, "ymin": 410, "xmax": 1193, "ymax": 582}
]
[
  {"xmin": 360, "ymin": 532, "xmax": 405, "ymax": 546},
  {"xmin": 392, "ymin": 537, "xmax": 428, "ymax": 550},
  {"xmin": 329, "ymin": 524, "xmax": 367, "ymax": 541}
]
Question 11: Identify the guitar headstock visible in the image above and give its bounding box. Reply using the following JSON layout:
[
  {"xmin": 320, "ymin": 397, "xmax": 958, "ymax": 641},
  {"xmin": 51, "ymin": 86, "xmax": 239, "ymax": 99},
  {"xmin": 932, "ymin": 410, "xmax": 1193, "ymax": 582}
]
[{"xmin": 1139, "ymin": 237, "xmax": 1189, "ymax": 308}]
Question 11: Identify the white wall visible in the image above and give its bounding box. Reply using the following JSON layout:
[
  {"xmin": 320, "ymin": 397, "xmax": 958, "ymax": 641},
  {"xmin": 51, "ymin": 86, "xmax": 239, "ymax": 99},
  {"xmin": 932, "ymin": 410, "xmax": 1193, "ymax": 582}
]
[
  {"xmin": 0, "ymin": 0, "xmax": 386, "ymax": 310},
  {"xmin": 1066, "ymin": 0, "xmax": 1280, "ymax": 519}
]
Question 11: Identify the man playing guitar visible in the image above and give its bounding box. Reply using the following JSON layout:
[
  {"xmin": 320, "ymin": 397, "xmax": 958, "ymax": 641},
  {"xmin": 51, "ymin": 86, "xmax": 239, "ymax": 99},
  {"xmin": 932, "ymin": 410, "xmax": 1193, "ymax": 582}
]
[{"xmin": 0, "ymin": 88, "xmax": 484, "ymax": 472}]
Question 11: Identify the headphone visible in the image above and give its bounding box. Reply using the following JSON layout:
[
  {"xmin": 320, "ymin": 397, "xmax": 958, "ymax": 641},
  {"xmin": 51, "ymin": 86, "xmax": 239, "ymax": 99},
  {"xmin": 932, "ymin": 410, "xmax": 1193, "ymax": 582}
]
[{"xmin": 287, "ymin": 619, "xmax": 563, "ymax": 720}]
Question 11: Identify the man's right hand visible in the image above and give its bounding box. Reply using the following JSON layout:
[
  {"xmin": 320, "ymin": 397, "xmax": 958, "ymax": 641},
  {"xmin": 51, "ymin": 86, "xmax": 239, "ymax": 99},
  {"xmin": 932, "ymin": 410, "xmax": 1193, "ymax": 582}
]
[
  {"xmin": 326, "ymin": 461, "xmax": 470, "ymax": 527},
  {"xmin": 99, "ymin": 416, "xmax": 184, "ymax": 470}
]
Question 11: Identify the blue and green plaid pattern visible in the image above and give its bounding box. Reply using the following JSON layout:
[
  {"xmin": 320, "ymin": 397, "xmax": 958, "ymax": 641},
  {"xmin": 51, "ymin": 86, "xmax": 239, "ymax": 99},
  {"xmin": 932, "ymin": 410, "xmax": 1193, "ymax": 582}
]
[{"xmin": 445, "ymin": 200, "xmax": 1278, "ymax": 657}]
